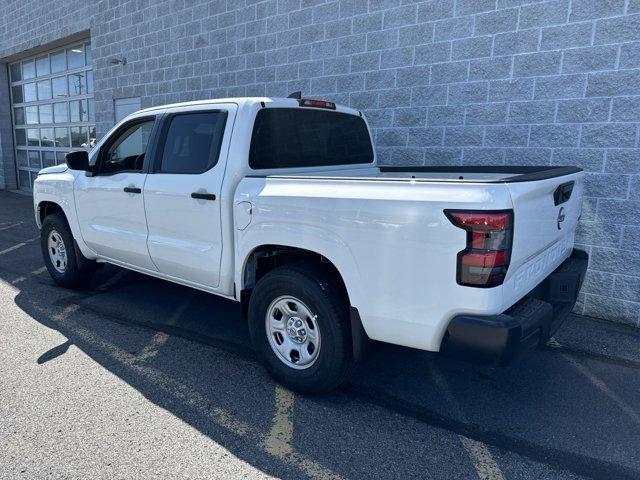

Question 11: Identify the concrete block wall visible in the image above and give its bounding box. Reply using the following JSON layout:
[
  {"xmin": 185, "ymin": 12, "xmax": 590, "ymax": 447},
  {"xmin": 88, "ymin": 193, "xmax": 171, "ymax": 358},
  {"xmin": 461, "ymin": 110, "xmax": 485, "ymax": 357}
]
[{"xmin": 1, "ymin": 0, "xmax": 639, "ymax": 325}]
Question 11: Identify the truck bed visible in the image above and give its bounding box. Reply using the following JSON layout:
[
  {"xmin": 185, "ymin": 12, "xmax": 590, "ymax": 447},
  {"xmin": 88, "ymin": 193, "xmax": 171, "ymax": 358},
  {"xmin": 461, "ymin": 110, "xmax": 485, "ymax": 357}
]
[
  {"xmin": 252, "ymin": 165, "xmax": 582, "ymax": 183},
  {"xmin": 237, "ymin": 163, "xmax": 584, "ymax": 351}
]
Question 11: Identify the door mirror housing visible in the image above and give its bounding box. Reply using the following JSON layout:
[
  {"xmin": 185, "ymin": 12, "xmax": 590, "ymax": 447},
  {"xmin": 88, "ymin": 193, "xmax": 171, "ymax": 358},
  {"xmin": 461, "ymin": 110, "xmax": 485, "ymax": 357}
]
[{"xmin": 65, "ymin": 151, "xmax": 90, "ymax": 171}]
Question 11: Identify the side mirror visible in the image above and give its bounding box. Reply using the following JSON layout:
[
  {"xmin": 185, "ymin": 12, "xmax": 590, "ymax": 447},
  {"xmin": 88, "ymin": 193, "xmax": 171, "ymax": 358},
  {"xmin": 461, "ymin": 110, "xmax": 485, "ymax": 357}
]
[{"xmin": 65, "ymin": 151, "xmax": 90, "ymax": 171}]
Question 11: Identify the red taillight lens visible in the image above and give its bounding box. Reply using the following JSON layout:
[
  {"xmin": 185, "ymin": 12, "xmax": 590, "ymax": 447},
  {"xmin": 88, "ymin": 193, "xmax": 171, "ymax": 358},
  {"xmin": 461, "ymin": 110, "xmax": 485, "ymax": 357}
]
[
  {"xmin": 298, "ymin": 99, "xmax": 336, "ymax": 109},
  {"xmin": 445, "ymin": 210, "xmax": 514, "ymax": 288},
  {"xmin": 447, "ymin": 211, "xmax": 510, "ymax": 230},
  {"xmin": 461, "ymin": 250, "xmax": 509, "ymax": 267}
]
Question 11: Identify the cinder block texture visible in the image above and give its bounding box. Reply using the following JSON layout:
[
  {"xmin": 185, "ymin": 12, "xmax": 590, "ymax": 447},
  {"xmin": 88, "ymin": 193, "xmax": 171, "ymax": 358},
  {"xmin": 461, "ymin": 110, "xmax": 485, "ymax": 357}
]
[{"xmin": 1, "ymin": 0, "xmax": 639, "ymax": 325}]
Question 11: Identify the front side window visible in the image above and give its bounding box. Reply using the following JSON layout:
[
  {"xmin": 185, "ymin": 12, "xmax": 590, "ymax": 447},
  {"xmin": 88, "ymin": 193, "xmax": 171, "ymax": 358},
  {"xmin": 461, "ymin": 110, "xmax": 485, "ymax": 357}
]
[
  {"xmin": 249, "ymin": 108, "xmax": 374, "ymax": 169},
  {"xmin": 159, "ymin": 112, "xmax": 228, "ymax": 174},
  {"xmin": 100, "ymin": 120, "xmax": 154, "ymax": 175}
]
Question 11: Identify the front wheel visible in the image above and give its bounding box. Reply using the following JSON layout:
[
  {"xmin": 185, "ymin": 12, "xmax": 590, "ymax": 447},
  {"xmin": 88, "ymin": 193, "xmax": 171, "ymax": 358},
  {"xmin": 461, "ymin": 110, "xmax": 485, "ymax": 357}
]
[
  {"xmin": 248, "ymin": 264, "xmax": 354, "ymax": 394},
  {"xmin": 41, "ymin": 212, "xmax": 96, "ymax": 288}
]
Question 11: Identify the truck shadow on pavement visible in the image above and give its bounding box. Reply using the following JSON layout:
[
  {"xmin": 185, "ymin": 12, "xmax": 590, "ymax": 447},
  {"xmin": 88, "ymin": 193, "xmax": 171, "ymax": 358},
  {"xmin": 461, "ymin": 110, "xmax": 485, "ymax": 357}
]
[
  {"xmin": 8, "ymin": 264, "xmax": 640, "ymax": 480},
  {"xmin": 2, "ymin": 193, "xmax": 640, "ymax": 480}
]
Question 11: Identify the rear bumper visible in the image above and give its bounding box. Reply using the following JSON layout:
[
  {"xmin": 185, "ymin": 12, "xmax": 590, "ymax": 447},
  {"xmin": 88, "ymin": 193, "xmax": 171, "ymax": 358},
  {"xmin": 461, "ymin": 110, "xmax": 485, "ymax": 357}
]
[{"xmin": 441, "ymin": 248, "xmax": 588, "ymax": 366}]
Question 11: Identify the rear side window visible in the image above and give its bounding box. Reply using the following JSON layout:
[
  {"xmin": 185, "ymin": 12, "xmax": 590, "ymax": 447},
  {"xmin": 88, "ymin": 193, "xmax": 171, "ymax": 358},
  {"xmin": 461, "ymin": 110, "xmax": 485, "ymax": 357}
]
[
  {"xmin": 249, "ymin": 108, "xmax": 374, "ymax": 169},
  {"xmin": 159, "ymin": 111, "xmax": 227, "ymax": 174}
]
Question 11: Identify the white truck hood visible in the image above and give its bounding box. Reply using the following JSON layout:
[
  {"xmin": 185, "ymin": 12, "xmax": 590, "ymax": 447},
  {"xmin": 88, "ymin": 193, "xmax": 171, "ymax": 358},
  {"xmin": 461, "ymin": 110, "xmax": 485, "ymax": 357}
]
[{"xmin": 38, "ymin": 164, "xmax": 69, "ymax": 175}]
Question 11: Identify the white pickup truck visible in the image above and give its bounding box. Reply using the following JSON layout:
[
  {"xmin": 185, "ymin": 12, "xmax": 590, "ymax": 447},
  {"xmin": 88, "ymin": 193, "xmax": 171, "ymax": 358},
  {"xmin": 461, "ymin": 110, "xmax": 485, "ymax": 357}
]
[{"xmin": 33, "ymin": 96, "xmax": 588, "ymax": 393}]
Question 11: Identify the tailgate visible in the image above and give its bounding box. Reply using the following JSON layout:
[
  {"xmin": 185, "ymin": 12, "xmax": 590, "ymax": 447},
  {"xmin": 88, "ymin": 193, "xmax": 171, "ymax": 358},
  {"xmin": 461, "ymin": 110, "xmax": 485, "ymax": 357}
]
[{"xmin": 502, "ymin": 171, "xmax": 584, "ymax": 304}]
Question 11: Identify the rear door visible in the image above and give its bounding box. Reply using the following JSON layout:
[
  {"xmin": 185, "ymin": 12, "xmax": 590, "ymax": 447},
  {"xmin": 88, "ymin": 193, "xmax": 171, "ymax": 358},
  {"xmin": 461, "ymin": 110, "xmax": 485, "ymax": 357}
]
[
  {"xmin": 503, "ymin": 172, "xmax": 584, "ymax": 302},
  {"xmin": 143, "ymin": 103, "xmax": 236, "ymax": 288}
]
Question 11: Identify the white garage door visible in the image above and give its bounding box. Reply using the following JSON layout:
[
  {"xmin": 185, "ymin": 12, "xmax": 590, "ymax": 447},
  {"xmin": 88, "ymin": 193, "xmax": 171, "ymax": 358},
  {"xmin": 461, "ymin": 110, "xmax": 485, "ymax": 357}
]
[{"xmin": 9, "ymin": 41, "xmax": 95, "ymax": 191}]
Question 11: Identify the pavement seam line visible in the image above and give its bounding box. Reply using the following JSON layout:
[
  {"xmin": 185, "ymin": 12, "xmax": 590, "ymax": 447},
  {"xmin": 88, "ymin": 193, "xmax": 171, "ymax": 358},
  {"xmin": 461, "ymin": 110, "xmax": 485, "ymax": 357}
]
[
  {"xmin": 0, "ymin": 221, "xmax": 23, "ymax": 232},
  {"xmin": 136, "ymin": 331, "xmax": 170, "ymax": 362},
  {"xmin": 96, "ymin": 269, "xmax": 129, "ymax": 290},
  {"xmin": 45, "ymin": 300, "xmax": 343, "ymax": 480},
  {"xmin": 135, "ymin": 293, "xmax": 194, "ymax": 362},
  {"xmin": 11, "ymin": 266, "xmax": 47, "ymax": 285},
  {"xmin": 0, "ymin": 236, "xmax": 39, "ymax": 256},
  {"xmin": 265, "ymin": 385, "xmax": 295, "ymax": 456},
  {"xmin": 551, "ymin": 337, "xmax": 640, "ymax": 426},
  {"xmin": 427, "ymin": 363, "xmax": 505, "ymax": 480}
]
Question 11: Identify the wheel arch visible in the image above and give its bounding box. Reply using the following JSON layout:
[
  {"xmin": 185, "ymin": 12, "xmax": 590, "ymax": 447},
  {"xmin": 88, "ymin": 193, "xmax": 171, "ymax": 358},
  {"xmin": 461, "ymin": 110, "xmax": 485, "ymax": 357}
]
[
  {"xmin": 37, "ymin": 200, "xmax": 66, "ymax": 227},
  {"xmin": 35, "ymin": 194, "xmax": 96, "ymax": 261},
  {"xmin": 238, "ymin": 243, "xmax": 371, "ymax": 361}
]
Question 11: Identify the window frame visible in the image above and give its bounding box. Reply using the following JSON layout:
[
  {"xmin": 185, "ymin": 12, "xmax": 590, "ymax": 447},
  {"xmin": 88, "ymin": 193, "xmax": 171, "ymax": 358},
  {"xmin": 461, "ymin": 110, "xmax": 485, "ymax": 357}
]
[
  {"xmin": 151, "ymin": 109, "xmax": 229, "ymax": 175},
  {"xmin": 92, "ymin": 116, "xmax": 158, "ymax": 177}
]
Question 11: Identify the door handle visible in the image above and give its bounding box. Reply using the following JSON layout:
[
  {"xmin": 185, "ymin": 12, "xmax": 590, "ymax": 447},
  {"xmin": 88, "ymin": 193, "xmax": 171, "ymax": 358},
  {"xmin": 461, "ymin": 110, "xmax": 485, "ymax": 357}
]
[
  {"xmin": 553, "ymin": 181, "xmax": 574, "ymax": 206},
  {"xmin": 124, "ymin": 187, "xmax": 142, "ymax": 194},
  {"xmin": 191, "ymin": 192, "xmax": 217, "ymax": 201}
]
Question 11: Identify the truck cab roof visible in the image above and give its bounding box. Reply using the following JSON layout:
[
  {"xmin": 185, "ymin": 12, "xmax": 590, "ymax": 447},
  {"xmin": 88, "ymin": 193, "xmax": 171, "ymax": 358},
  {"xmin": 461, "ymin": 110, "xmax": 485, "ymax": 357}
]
[{"xmin": 136, "ymin": 97, "xmax": 362, "ymax": 117}]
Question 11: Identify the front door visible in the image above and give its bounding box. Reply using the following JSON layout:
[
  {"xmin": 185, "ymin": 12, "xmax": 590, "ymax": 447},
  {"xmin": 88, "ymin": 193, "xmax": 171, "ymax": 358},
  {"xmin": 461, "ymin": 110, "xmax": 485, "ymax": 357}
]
[
  {"xmin": 75, "ymin": 116, "xmax": 159, "ymax": 271},
  {"xmin": 143, "ymin": 104, "xmax": 236, "ymax": 288}
]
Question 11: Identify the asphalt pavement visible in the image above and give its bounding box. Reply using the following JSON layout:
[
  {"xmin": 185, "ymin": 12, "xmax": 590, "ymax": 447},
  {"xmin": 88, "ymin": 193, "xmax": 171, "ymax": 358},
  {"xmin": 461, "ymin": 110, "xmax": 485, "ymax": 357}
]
[{"xmin": 1, "ymin": 191, "xmax": 639, "ymax": 480}]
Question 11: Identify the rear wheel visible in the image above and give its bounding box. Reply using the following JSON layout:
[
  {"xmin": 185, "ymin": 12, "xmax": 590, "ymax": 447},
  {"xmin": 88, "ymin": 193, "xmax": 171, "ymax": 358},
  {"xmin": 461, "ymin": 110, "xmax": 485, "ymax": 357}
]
[
  {"xmin": 248, "ymin": 264, "xmax": 354, "ymax": 393},
  {"xmin": 41, "ymin": 212, "xmax": 96, "ymax": 288}
]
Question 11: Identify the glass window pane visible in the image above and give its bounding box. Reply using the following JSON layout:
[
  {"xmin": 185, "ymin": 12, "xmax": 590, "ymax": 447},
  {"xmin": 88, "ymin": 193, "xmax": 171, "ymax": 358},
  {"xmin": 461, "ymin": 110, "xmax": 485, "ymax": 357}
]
[
  {"xmin": 15, "ymin": 129, "xmax": 26, "ymax": 146},
  {"xmin": 27, "ymin": 129, "xmax": 39, "ymax": 146},
  {"xmin": 68, "ymin": 72, "xmax": 85, "ymax": 96},
  {"xmin": 11, "ymin": 85, "xmax": 23, "ymax": 103},
  {"xmin": 30, "ymin": 172, "xmax": 38, "ymax": 186},
  {"xmin": 41, "ymin": 128, "xmax": 55, "ymax": 147},
  {"xmin": 71, "ymin": 127, "xmax": 88, "ymax": 147},
  {"xmin": 18, "ymin": 170, "xmax": 30, "ymax": 189},
  {"xmin": 17, "ymin": 150, "xmax": 28, "ymax": 168},
  {"xmin": 249, "ymin": 109, "xmax": 374, "ymax": 169},
  {"xmin": 67, "ymin": 46, "xmax": 85, "ymax": 69},
  {"xmin": 54, "ymin": 102, "xmax": 68, "ymax": 123},
  {"xmin": 23, "ymin": 83, "xmax": 37, "ymax": 102},
  {"xmin": 88, "ymin": 125, "xmax": 96, "ymax": 148},
  {"xmin": 10, "ymin": 63, "xmax": 22, "ymax": 82},
  {"xmin": 52, "ymin": 76, "xmax": 67, "ymax": 98},
  {"xmin": 42, "ymin": 151, "xmax": 56, "ymax": 167},
  {"xmin": 25, "ymin": 106, "xmax": 39, "ymax": 124},
  {"xmin": 39, "ymin": 104, "xmax": 53, "ymax": 124},
  {"xmin": 85, "ymin": 43, "xmax": 92, "ymax": 65},
  {"xmin": 70, "ymin": 100, "xmax": 87, "ymax": 122},
  {"xmin": 37, "ymin": 80, "xmax": 52, "ymax": 100},
  {"xmin": 56, "ymin": 152, "xmax": 68, "ymax": 164},
  {"xmin": 86, "ymin": 70, "xmax": 94, "ymax": 94},
  {"xmin": 160, "ymin": 112, "xmax": 228, "ymax": 173},
  {"xmin": 28, "ymin": 150, "xmax": 41, "ymax": 168},
  {"xmin": 14, "ymin": 107, "xmax": 25, "ymax": 125},
  {"xmin": 55, "ymin": 127, "xmax": 70, "ymax": 147},
  {"xmin": 87, "ymin": 99, "xmax": 94, "ymax": 122},
  {"xmin": 102, "ymin": 121, "xmax": 154, "ymax": 174},
  {"xmin": 69, "ymin": 100, "xmax": 79, "ymax": 122},
  {"xmin": 51, "ymin": 50, "xmax": 66, "ymax": 73},
  {"xmin": 22, "ymin": 60, "xmax": 35, "ymax": 79},
  {"xmin": 36, "ymin": 56, "xmax": 50, "ymax": 77}
]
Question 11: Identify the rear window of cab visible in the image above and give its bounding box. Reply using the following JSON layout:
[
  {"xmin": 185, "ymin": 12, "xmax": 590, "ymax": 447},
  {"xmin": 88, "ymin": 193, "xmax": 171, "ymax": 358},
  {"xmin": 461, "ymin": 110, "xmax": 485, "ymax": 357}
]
[{"xmin": 249, "ymin": 108, "xmax": 374, "ymax": 169}]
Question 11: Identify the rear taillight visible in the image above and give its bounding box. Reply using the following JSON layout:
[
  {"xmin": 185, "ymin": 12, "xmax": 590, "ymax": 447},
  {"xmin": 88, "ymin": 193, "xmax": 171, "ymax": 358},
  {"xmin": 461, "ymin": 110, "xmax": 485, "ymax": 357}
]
[{"xmin": 445, "ymin": 210, "xmax": 514, "ymax": 288}]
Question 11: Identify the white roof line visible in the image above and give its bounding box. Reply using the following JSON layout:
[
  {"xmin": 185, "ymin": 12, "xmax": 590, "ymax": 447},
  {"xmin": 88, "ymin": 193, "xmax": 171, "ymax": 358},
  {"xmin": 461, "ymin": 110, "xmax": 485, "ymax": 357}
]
[{"xmin": 137, "ymin": 97, "xmax": 360, "ymax": 115}]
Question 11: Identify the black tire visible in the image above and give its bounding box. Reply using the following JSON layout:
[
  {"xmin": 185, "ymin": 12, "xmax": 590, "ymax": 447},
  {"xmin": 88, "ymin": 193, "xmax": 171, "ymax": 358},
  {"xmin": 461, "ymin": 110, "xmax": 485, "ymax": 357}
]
[
  {"xmin": 41, "ymin": 212, "xmax": 96, "ymax": 288},
  {"xmin": 248, "ymin": 263, "xmax": 354, "ymax": 394}
]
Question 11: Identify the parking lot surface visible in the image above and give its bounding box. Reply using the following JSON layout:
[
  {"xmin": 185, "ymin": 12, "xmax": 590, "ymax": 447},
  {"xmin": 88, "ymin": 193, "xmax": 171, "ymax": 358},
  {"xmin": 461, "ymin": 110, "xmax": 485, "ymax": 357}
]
[{"xmin": 1, "ymin": 191, "xmax": 639, "ymax": 480}]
